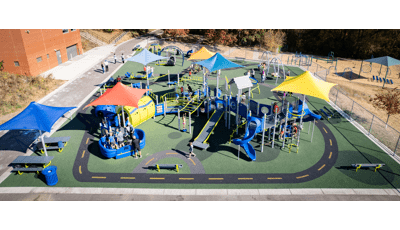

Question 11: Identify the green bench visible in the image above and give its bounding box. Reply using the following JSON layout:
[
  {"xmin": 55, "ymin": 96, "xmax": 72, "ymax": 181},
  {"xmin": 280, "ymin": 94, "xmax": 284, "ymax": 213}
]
[
  {"xmin": 152, "ymin": 164, "xmax": 183, "ymax": 173},
  {"xmin": 351, "ymin": 163, "xmax": 385, "ymax": 172}
]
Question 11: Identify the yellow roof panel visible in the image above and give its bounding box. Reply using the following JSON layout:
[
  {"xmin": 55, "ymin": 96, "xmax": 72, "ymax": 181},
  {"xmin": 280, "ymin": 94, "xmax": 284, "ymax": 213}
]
[{"xmin": 188, "ymin": 47, "xmax": 215, "ymax": 60}]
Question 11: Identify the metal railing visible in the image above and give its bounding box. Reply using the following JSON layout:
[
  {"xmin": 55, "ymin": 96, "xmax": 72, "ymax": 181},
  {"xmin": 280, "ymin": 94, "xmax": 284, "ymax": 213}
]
[{"xmin": 81, "ymin": 29, "xmax": 125, "ymax": 44}]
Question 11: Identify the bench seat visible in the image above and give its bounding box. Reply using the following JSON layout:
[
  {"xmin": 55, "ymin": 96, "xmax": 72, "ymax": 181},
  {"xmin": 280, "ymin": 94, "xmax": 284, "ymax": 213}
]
[{"xmin": 351, "ymin": 163, "xmax": 385, "ymax": 172}]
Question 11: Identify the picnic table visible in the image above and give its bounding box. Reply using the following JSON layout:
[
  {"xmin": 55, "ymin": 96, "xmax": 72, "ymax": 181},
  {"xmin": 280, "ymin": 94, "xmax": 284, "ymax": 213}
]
[
  {"xmin": 10, "ymin": 156, "xmax": 54, "ymax": 175},
  {"xmin": 36, "ymin": 136, "xmax": 70, "ymax": 154}
]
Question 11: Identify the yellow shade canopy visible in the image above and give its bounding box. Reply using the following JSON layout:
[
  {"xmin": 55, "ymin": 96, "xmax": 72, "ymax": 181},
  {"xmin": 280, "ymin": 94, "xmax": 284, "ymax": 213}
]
[
  {"xmin": 272, "ymin": 71, "xmax": 337, "ymax": 102},
  {"xmin": 188, "ymin": 47, "xmax": 215, "ymax": 60}
]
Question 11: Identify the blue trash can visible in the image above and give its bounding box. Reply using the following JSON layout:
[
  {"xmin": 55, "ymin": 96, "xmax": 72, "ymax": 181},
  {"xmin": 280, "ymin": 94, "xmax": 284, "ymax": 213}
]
[{"xmin": 41, "ymin": 166, "xmax": 58, "ymax": 186}]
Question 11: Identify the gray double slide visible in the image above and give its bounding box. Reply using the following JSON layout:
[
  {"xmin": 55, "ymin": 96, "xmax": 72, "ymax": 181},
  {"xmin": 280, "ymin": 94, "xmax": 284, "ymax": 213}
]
[{"xmin": 193, "ymin": 109, "xmax": 225, "ymax": 150}]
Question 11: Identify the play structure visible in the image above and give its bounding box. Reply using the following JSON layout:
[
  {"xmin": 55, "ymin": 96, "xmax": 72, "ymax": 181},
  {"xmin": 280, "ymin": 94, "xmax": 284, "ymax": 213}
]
[
  {"xmin": 158, "ymin": 46, "xmax": 185, "ymax": 66},
  {"xmin": 148, "ymin": 43, "xmax": 162, "ymax": 54},
  {"xmin": 99, "ymin": 129, "xmax": 146, "ymax": 159}
]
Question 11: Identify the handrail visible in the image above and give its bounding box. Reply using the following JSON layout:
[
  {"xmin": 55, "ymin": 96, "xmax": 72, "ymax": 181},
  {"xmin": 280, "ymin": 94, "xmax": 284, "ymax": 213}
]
[
  {"xmin": 229, "ymin": 120, "xmax": 247, "ymax": 144},
  {"xmin": 180, "ymin": 95, "xmax": 199, "ymax": 112},
  {"xmin": 203, "ymin": 110, "xmax": 225, "ymax": 145}
]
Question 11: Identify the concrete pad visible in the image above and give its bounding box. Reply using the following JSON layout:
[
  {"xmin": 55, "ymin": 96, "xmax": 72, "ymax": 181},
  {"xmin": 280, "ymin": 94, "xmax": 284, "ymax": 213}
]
[
  {"xmin": 132, "ymin": 189, "xmax": 165, "ymax": 195},
  {"xmin": 100, "ymin": 188, "xmax": 128, "ymax": 194},
  {"xmin": 31, "ymin": 187, "xmax": 69, "ymax": 194},
  {"xmin": 227, "ymin": 189, "xmax": 260, "ymax": 196},
  {"xmin": 353, "ymin": 189, "xmax": 389, "ymax": 195},
  {"xmin": 258, "ymin": 189, "xmax": 291, "ymax": 195},
  {"xmin": 0, "ymin": 187, "xmax": 34, "ymax": 193},
  {"xmin": 67, "ymin": 187, "xmax": 103, "ymax": 194},
  {"xmin": 196, "ymin": 189, "xmax": 228, "ymax": 196},
  {"xmin": 321, "ymin": 189, "xmax": 356, "ymax": 195},
  {"xmin": 383, "ymin": 189, "xmax": 400, "ymax": 196},
  {"xmin": 290, "ymin": 189, "xmax": 324, "ymax": 195},
  {"xmin": 163, "ymin": 189, "xmax": 196, "ymax": 196}
]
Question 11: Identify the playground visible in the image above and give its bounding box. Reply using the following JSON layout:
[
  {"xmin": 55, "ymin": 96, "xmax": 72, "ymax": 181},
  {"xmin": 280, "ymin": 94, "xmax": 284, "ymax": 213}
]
[{"xmin": 1, "ymin": 46, "xmax": 400, "ymax": 190}]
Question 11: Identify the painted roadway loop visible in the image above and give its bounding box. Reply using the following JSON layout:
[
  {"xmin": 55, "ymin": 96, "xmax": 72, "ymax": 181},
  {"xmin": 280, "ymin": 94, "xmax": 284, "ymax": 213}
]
[{"xmin": 73, "ymin": 87, "xmax": 338, "ymax": 184}]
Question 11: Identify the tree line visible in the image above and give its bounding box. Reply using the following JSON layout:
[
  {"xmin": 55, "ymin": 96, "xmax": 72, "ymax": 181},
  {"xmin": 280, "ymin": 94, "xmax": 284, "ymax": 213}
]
[{"xmin": 162, "ymin": 29, "xmax": 400, "ymax": 59}]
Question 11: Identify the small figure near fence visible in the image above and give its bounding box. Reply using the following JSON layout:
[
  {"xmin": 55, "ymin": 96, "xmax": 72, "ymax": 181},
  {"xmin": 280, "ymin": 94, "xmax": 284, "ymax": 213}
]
[{"xmin": 182, "ymin": 113, "xmax": 187, "ymax": 132}]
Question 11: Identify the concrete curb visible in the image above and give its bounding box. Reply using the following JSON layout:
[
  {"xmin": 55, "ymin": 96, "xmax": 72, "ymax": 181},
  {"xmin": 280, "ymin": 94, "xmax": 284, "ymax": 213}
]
[{"xmin": 0, "ymin": 187, "xmax": 398, "ymax": 196}]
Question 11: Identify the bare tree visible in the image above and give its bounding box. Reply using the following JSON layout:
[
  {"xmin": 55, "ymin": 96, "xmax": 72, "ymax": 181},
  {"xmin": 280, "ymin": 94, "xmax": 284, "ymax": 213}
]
[{"xmin": 370, "ymin": 87, "xmax": 400, "ymax": 128}]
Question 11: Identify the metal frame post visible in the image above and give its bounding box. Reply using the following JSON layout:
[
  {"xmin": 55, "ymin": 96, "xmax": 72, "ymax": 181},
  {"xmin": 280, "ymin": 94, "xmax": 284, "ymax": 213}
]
[
  {"xmin": 350, "ymin": 101, "xmax": 355, "ymax": 118},
  {"xmin": 335, "ymin": 89, "xmax": 339, "ymax": 105},
  {"xmin": 177, "ymin": 73, "xmax": 180, "ymax": 86},
  {"xmin": 311, "ymin": 119, "xmax": 315, "ymax": 142},
  {"xmin": 236, "ymin": 93, "xmax": 239, "ymax": 134},
  {"xmin": 238, "ymin": 145, "xmax": 240, "ymax": 160},
  {"xmin": 164, "ymin": 97, "xmax": 166, "ymax": 116},
  {"xmin": 281, "ymin": 101, "xmax": 289, "ymax": 149},
  {"xmin": 225, "ymin": 95, "xmax": 227, "ymax": 127},
  {"xmin": 189, "ymin": 114, "xmax": 192, "ymax": 134},
  {"xmin": 121, "ymin": 106, "xmax": 126, "ymax": 127},
  {"xmin": 228, "ymin": 95, "xmax": 231, "ymax": 129},
  {"xmin": 394, "ymin": 135, "xmax": 400, "ymax": 156},
  {"xmin": 178, "ymin": 109, "xmax": 181, "ymax": 131},
  {"xmin": 296, "ymin": 94, "xmax": 306, "ymax": 147},
  {"xmin": 261, "ymin": 113, "xmax": 266, "ymax": 152},
  {"xmin": 272, "ymin": 108, "xmax": 278, "ymax": 148},
  {"xmin": 39, "ymin": 130, "xmax": 48, "ymax": 156},
  {"xmin": 369, "ymin": 115, "xmax": 375, "ymax": 135}
]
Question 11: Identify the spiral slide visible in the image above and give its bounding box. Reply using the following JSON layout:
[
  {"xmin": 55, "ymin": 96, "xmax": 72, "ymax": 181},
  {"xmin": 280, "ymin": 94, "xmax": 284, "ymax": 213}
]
[{"xmin": 231, "ymin": 116, "xmax": 262, "ymax": 161}]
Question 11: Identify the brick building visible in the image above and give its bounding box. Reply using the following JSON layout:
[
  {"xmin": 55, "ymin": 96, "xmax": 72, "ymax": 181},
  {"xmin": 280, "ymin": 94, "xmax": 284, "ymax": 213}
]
[{"xmin": 0, "ymin": 29, "xmax": 83, "ymax": 76}]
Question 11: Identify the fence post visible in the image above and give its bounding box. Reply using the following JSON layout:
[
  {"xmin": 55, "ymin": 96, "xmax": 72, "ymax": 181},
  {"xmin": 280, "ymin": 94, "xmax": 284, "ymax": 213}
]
[
  {"xmin": 394, "ymin": 135, "xmax": 400, "ymax": 156},
  {"xmin": 369, "ymin": 115, "xmax": 375, "ymax": 135},
  {"xmin": 350, "ymin": 101, "xmax": 355, "ymax": 118},
  {"xmin": 335, "ymin": 89, "xmax": 339, "ymax": 105}
]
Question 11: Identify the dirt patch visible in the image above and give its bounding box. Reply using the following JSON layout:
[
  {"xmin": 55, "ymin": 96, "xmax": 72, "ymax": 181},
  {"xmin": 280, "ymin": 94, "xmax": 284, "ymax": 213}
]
[
  {"xmin": 81, "ymin": 37, "xmax": 99, "ymax": 53},
  {"xmin": 0, "ymin": 73, "xmax": 66, "ymax": 125}
]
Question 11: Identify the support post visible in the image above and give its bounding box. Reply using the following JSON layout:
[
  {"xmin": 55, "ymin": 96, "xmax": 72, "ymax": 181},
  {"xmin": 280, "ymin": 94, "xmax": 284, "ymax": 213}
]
[
  {"xmin": 369, "ymin": 115, "xmax": 375, "ymax": 135},
  {"xmin": 311, "ymin": 119, "xmax": 315, "ymax": 142},
  {"xmin": 335, "ymin": 89, "xmax": 339, "ymax": 105},
  {"xmin": 164, "ymin": 97, "xmax": 166, "ymax": 116},
  {"xmin": 383, "ymin": 67, "xmax": 389, "ymax": 88},
  {"xmin": 296, "ymin": 94, "xmax": 306, "ymax": 147},
  {"xmin": 189, "ymin": 114, "xmax": 192, "ymax": 134},
  {"xmin": 358, "ymin": 60, "xmax": 364, "ymax": 79},
  {"xmin": 156, "ymin": 95, "xmax": 158, "ymax": 105},
  {"xmin": 168, "ymin": 70, "xmax": 170, "ymax": 84},
  {"xmin": 177, "ymin": 73, "xmax": 180, "ymax": 86},
  {"xmin": 394, "ymin": 135, "xmax": 400, "ymax": 156},
  {"xmin": 238, "ymin": 145, "xmax": 240, "ymax": 161},
  {"xmin": 178, "ymin": 109, "xmax": 180, "ymax": 131},
  {"xmin": 121, "ymin": 106, "xmax": 126, "ymax": 127},
  {"xmin": 350, "ymin": 101, "xmax": 355, "ymax": 118},
  {"xmin": 281, "ymin": 101, "xmax": 289, "ymax": 149},
  {"xmin": 272, "ymin": 108, "xmax": 278, "ymax": 148},
  {"xmin": 39, "ymin": 130, "xmax": 48, "ymax": 156},
  {"xmin": 236, "ymin": 94, "xmax": 239, "ymax": 135},
  {"xmin": 228, "ymin": 95, "xmax": 231, "ymax": 129},
  {"xmin": 261, "ymin": 113, "xmax": 266, "ymax": 152},
  {"xmin": 225, "ymin": 95, "xmax": 227, "ymax": 128}
]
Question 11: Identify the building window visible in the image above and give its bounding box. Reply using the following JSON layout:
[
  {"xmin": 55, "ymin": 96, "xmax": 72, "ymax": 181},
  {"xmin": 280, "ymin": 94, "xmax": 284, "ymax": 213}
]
[
  {"xmin": 47, "ymin": 54, "xmax": 49, "ymax": 59},
  {"xmin": 62, "ymin": 29, "xmax": 69, "ymax": 34},
  {"xmin": 37, "ymin": 57, "xmax": 42, "ymax": 63},
  {"xmin": 14, "ymin": 61, "xmax": 19, "ymax": 67},
  {"xmin": 71, "ymin": 29, "xmax": 76, "ymax": 32}
]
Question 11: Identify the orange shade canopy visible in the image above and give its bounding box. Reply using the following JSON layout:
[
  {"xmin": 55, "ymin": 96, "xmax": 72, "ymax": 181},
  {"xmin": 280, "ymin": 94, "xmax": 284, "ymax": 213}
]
[{"xmin": 85, "ymin": 82, "xmax": 150, "ymax": 108}]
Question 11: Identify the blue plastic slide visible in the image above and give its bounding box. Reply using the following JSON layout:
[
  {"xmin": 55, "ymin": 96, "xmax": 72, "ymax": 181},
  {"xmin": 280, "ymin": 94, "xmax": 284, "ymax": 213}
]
[
  {"xmin": 288, "ymin": 99, "xmax": 321, "ymax": 121},
  {"xmin": 232, "ymin": 116, "xmax": 261, "ymax": 161}
]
